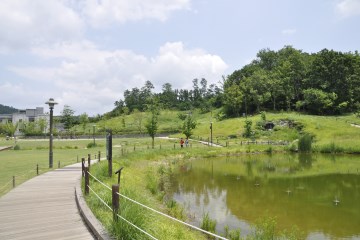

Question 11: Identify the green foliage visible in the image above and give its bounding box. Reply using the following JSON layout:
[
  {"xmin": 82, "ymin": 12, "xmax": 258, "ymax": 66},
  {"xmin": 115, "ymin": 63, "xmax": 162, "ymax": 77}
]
[
  {"xmin": 145, "ymin": 98, "xmax": 160, "ymax": 148},
  {"xmin": 182, "ymin": 114, "xmax": 197, "ymax": 138},
  {"xmin": 177, "ymin": 112, "xmax": 187, "ymax": 120},
  {"xmin": 298, "ymin": 134, "xmax": 313, "ymax": 152},
  {"xmin": 200, "ymin": 212, "xmax": 217, "ymax": 237},
  {"xmin": 87, "ymin": 142, "xmax": 97, "ymax": 148},
  {"xmin": 261, "ymin": 111, "xmax": 266, "ymax": 121},
  {"xmin": 13, "ymin": 144, "xmax": 20, "ymax": 150},
  {"xmin": 61, "ymin": 105, "xmax": 75, "ymax": 130},
  {"xmin": 243, "ymin": 120, "xmax": 253, "ymax": 138},
  {"xmin": 79, "ymin": 113, "xmax": 89, "ymax": 132},
  {"xmin": 224, "ymin": 225, "xmax": 241, "ymax": 240}
]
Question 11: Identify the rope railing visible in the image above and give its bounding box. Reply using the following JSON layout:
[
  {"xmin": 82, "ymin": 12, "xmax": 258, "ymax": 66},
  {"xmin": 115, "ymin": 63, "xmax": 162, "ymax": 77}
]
[
  {"xmin": 86, "ymin": 170, "xmax": 229, "ymax": 240},
  {"xmin": 88, "ymin": 185, "xmax": 158, "ymax": 240}
]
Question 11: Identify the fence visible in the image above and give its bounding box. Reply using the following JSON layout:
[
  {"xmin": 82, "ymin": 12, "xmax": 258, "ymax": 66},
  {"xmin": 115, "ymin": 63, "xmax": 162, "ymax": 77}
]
[{"xmin": 83, "ymin": 167, "xmax": 229, "ymax": 240}]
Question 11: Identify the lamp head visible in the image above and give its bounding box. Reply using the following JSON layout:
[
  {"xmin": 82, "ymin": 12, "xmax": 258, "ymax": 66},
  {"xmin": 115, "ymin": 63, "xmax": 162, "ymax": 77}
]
[{"xmin": 45, "ymin": 98, "xmax": 58, "ymax": 109}]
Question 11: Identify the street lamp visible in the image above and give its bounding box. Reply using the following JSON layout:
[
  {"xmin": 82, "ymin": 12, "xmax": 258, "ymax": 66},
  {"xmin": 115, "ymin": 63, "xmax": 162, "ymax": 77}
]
[
  {"xmin": 93, "ymin": 124, "xmax": 96, "ymax": 145},
  {"xmin": 45, "ymin": 98, "xmax": 58, "ymax": 168}
]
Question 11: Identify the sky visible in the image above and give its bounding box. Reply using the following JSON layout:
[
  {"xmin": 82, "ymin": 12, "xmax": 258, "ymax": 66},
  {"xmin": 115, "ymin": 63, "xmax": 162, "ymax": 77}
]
[{"xmin": 0, "ymin": 0, "xmax": 359, "ymax": 116}]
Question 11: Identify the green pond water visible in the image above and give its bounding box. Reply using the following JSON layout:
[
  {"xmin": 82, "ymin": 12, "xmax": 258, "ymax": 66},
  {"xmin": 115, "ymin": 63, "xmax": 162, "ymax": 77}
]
[{"xmin": 170, "ymin": 154, "xmax": 360, "ymax": 239}]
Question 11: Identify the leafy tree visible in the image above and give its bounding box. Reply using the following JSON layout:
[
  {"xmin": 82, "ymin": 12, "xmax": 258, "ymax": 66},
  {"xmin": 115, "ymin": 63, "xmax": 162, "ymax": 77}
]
[
  {"xmin": 182, "ymin": 114, "xmax": 197, "ymax": 139},
  {"xmin": 303, "ymin": 88, "xmax": 337, "ymax": 115},
  {"xmin": 145, "ymin": 98, "xmax": 160, "ymax": 148},
  {"xmin": 132, "ymin": 109, "xmax": 144, "ymax": 134},
  {"xmin": 223, "ymin": 83, "xmax": 243, "ymax": 117},
  {"xmin": 4, "ymin": 122, "xmax": 18, "ymax": 140},
  {"xmin": 79, "ymin": 113, "xmax": 89, "ymax": 133},
  {"xmin": 243, "ymin": 120, "xmax": 253, "ymax": 138},
  {"xmin": 61, "ymin": 105, "xmax": 75, "ymax": 131}
]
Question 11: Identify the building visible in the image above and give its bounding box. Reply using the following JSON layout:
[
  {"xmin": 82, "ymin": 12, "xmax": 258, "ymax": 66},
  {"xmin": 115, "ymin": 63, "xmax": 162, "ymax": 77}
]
[{"xmin": 0, "ymin": 107, "xmax": 49, "ymax": 135}]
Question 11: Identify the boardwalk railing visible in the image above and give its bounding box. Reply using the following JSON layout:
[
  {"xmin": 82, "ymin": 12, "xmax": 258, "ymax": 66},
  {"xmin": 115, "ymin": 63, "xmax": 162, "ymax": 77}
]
[{"xmin": 85, "ymin": 169, "xmax": 229, "ymax": 240}]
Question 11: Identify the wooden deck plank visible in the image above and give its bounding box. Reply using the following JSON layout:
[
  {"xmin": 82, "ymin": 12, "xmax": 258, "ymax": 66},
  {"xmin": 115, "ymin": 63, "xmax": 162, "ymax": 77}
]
[{"xmin": 0, "ymin": 162, "xmax": 95, "ymax": 240}]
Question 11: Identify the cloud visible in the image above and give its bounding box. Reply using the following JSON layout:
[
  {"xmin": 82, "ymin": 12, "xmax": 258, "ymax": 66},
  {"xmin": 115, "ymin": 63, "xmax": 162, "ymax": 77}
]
[
  {"xmin": 336, "ymin": 0, "xmax": 360, "ymax": 18},
  {"xmin": 78, "ymin": 0, "xmax": 191, "ymax": 27},
  {"xmin": 0, "ymin": 0, "xmax": 84, "ymax": 52},
  {"xmin": 8, "ymin": 41, "xmax": 228, "ymax": 115},
  {"xmin": 281, "ymin": 28, "xmax": 297, "ymax": 35}
]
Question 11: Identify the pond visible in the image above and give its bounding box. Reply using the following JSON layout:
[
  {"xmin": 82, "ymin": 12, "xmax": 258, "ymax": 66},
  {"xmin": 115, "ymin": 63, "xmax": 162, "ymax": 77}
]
[{"xmin": 170, "ymin": 154, "xmax": 360, "ymax": 239}]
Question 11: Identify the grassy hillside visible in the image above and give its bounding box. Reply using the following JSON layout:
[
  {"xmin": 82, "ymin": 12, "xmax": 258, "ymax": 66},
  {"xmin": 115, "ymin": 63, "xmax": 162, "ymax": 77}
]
[{"xmin": 88, "ymin": 110, "xmax": 360, "ymax": 153}]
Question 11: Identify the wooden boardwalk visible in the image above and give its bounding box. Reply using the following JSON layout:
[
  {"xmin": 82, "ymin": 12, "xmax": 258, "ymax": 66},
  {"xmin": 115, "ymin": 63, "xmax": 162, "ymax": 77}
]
[{"xmin": 0, "ymin": 163, "xmax": 95, "ymax": 240}]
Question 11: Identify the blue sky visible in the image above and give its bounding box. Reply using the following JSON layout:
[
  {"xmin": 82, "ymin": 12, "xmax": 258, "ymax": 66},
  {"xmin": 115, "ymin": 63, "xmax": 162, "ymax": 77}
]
[{"xmin": 0, "ymin": 0, "xmax": 359, "ymax": 115}]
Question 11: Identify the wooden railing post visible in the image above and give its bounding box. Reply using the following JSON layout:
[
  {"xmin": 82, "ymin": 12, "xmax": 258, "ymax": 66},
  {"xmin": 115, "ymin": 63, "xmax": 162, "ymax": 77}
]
[
  {"xmin": 88, "ymin": 154, "xmax": 91, "ymax": 171},
  {"xmin": 84, "ymin": 167, "xmax": 89, "ymax": 195},
  {"xmin": 13, "ymin": 176, "xmax": 15, "ymax": 188},
  {"xmin": 36, "ymin": 164, "xmax": 39, "ymax": 175},
  {"xmin": 58, "ymin": 161, "xmax": 60, "ymax": 168},
  {"xmin": 98, "ymin": 151, "xmax": 101, "ymax": 162},
  {"xmin": 112, "ymin": 184, "xmax": 119, "ymax": 222},
  {"xmin": 81, "ymin": 157, "xmax": 85, "ymax": 177}
]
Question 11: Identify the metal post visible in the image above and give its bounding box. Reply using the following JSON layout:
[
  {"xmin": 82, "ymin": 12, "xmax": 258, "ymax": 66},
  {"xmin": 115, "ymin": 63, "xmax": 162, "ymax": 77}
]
[
  {"xmin": 84, "ymin": 167, "xmax": 89, "ymax": 195},
  {"xmin": 112, "ymin": 184, "xmax": 119, "ymax": 222},
  {"xmin": 49, "ymin": 107, "xmax": 53, "ymax": 168},
  {"xmin": 46, "ymin": 98, "xmax": 57, "ymax": 168}
]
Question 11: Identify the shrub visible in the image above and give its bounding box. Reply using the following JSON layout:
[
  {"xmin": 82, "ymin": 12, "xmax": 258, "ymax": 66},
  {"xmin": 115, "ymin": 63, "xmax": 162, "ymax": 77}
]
[
  {"xmin": 87, "ymin": 142, "xmax": 97, "ymax": 148},
  {"xmin": 298, "ymin": 134, "xmax": 313, "ymax": 152},
  {"xmin": 13, "ymin": 144, "xmax": 20, "ymax": 150},
  {"xmin": 243, "ymin": 120, "xmax": 253, "ymax": 138}
]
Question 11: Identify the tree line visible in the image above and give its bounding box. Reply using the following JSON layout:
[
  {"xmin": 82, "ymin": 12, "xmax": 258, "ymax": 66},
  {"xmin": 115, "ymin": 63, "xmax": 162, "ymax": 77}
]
[
  {"xmin": 109, "ymin": 46, "xmax": 360, "ymax": 118},
  {"xmin": 223, "ymin": 46, "xmax": 360, "ymax": 116}
]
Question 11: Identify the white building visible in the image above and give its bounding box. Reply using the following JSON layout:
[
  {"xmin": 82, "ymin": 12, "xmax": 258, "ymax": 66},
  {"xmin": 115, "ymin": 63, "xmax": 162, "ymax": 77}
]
[{"xmin": 0, "ymin": 107, "xmax": 49, "ymax": 135}]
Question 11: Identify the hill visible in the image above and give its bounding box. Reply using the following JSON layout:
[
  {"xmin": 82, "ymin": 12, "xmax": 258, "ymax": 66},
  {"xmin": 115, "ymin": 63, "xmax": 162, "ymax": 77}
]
[{"xmin": 0, "ymin": 104, "xmax": 18, "ymax": 114}]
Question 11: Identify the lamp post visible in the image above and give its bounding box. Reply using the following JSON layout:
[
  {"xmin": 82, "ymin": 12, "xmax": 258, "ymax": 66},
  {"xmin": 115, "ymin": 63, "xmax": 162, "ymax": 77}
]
[
  {"xmin": 93, "ymin": 124, "xmax": 96, "ymax": 145},
  {"xmin": 45, "ymin": 98, "xmax": 58, "ymax": 168}
]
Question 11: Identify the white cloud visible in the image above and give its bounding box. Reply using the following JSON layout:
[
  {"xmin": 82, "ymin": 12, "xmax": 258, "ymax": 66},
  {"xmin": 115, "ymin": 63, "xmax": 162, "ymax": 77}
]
[
  {"xmin": 336, "ymin": 0, "xmax": 360, "ymax": 18},
  {"xmin": 0, "ymin": 0, "xmax": 84, "ymax": 53},
  {"xmin": 79, "ymin": 0, "xmax": 191, "ymax": 27},
  {"xmin": 281, "ymin": 28, "xmax": 297, "ymax": 35},
  {"xmin": 8, "ymin": 41, "xmax": 228, "ymax": 115}
]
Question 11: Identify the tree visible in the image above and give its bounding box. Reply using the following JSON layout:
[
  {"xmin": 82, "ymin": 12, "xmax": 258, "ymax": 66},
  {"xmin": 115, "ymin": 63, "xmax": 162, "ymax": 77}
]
[
  {"xmin": 61, "ymin": 105, "xmax": 75, "ymax": 131},
  {"xmin": 132, "ymin": 109, "xmax": 144, "ymax": 134},
  {"xmin": 303, "ymin": 88, "xmax": 337, "ymax": 115},
  {"xmin": 79, "ymin": 113, "xmax": 89, "ymax": 133},
  {"xmin": 145, "ymin": 98, "xmax": 160, "ymax": 148},
  {"xmin": 182, "ymin": 114, "xmax": 197, "ymax": 139},
  {"xmin": 223, "ymin": 83, "xmax": 243, "ymax": 117}
]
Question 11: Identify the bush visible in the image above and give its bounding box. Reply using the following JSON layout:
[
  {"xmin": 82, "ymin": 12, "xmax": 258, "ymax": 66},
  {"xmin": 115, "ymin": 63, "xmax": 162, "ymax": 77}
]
[
  {"xmin": 87, "ymin": 142, "xmax": 97, "ymax": 148},
  {"xmin": 298, "ymin": 134, "xmax": 313, "ymax": 152},
  {"xmin": 13, "ymin": 144, "xmax": 20, "ymax": 150},
  {"xmin": 228, "ymin": 134, "xmax": 237, "ymax": 139}
]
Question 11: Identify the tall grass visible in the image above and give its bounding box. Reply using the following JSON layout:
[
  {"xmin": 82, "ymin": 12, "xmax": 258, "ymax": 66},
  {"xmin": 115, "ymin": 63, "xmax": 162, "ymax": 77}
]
[{"xmin": 298, "ymin": 134, "xmax": 313, "ymax": 152}]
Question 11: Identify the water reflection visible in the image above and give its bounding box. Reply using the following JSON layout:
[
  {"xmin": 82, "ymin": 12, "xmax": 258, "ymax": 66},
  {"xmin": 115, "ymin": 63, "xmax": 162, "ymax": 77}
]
[{"xmin": 170, "ymin": 154, "xmax": 360, "ymax": 239}]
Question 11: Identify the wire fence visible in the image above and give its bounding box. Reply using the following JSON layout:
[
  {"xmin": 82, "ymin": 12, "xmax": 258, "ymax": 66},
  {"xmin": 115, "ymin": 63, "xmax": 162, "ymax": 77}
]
[{"xmin": 87, "ymin": 170, "xmax": 229, "ymax": 240}]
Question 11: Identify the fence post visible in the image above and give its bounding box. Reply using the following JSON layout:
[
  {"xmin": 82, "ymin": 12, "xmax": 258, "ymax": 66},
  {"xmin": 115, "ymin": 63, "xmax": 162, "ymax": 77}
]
[
  {"xmin": 98, "ymin": 151, "xmax": 101, "ymax": 162},
  {"xmin": 112, "ymin": 184, "xmax": 119, "ymax": 222},
  {"xmin": 84, "ymin": 167, "xmax": 89, "ymax": 195},
  {"xmin": 13, "ymin": 176, "xmax": 15, "ymax": 188},
  {"xmin": 81, "ymin": 157, "xmax": 85, "ymax": 177},
  {"xmin": 174, "ymin": 144, "xmax": 175, "ymax": 149},
  {"xmin": 134, "ymin": 145, "xmax": 136, "ymax": 151},
  {"xmin": 36, "ymin": 164, "xmax": 39, "ymax": 175},
  {"xmin": 58, "ymin": 161, "xmax": 60, "ymax": 168},
  {"xmin": 88, "ymin": 154, "xmax": 91, "ymax": 171}
]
